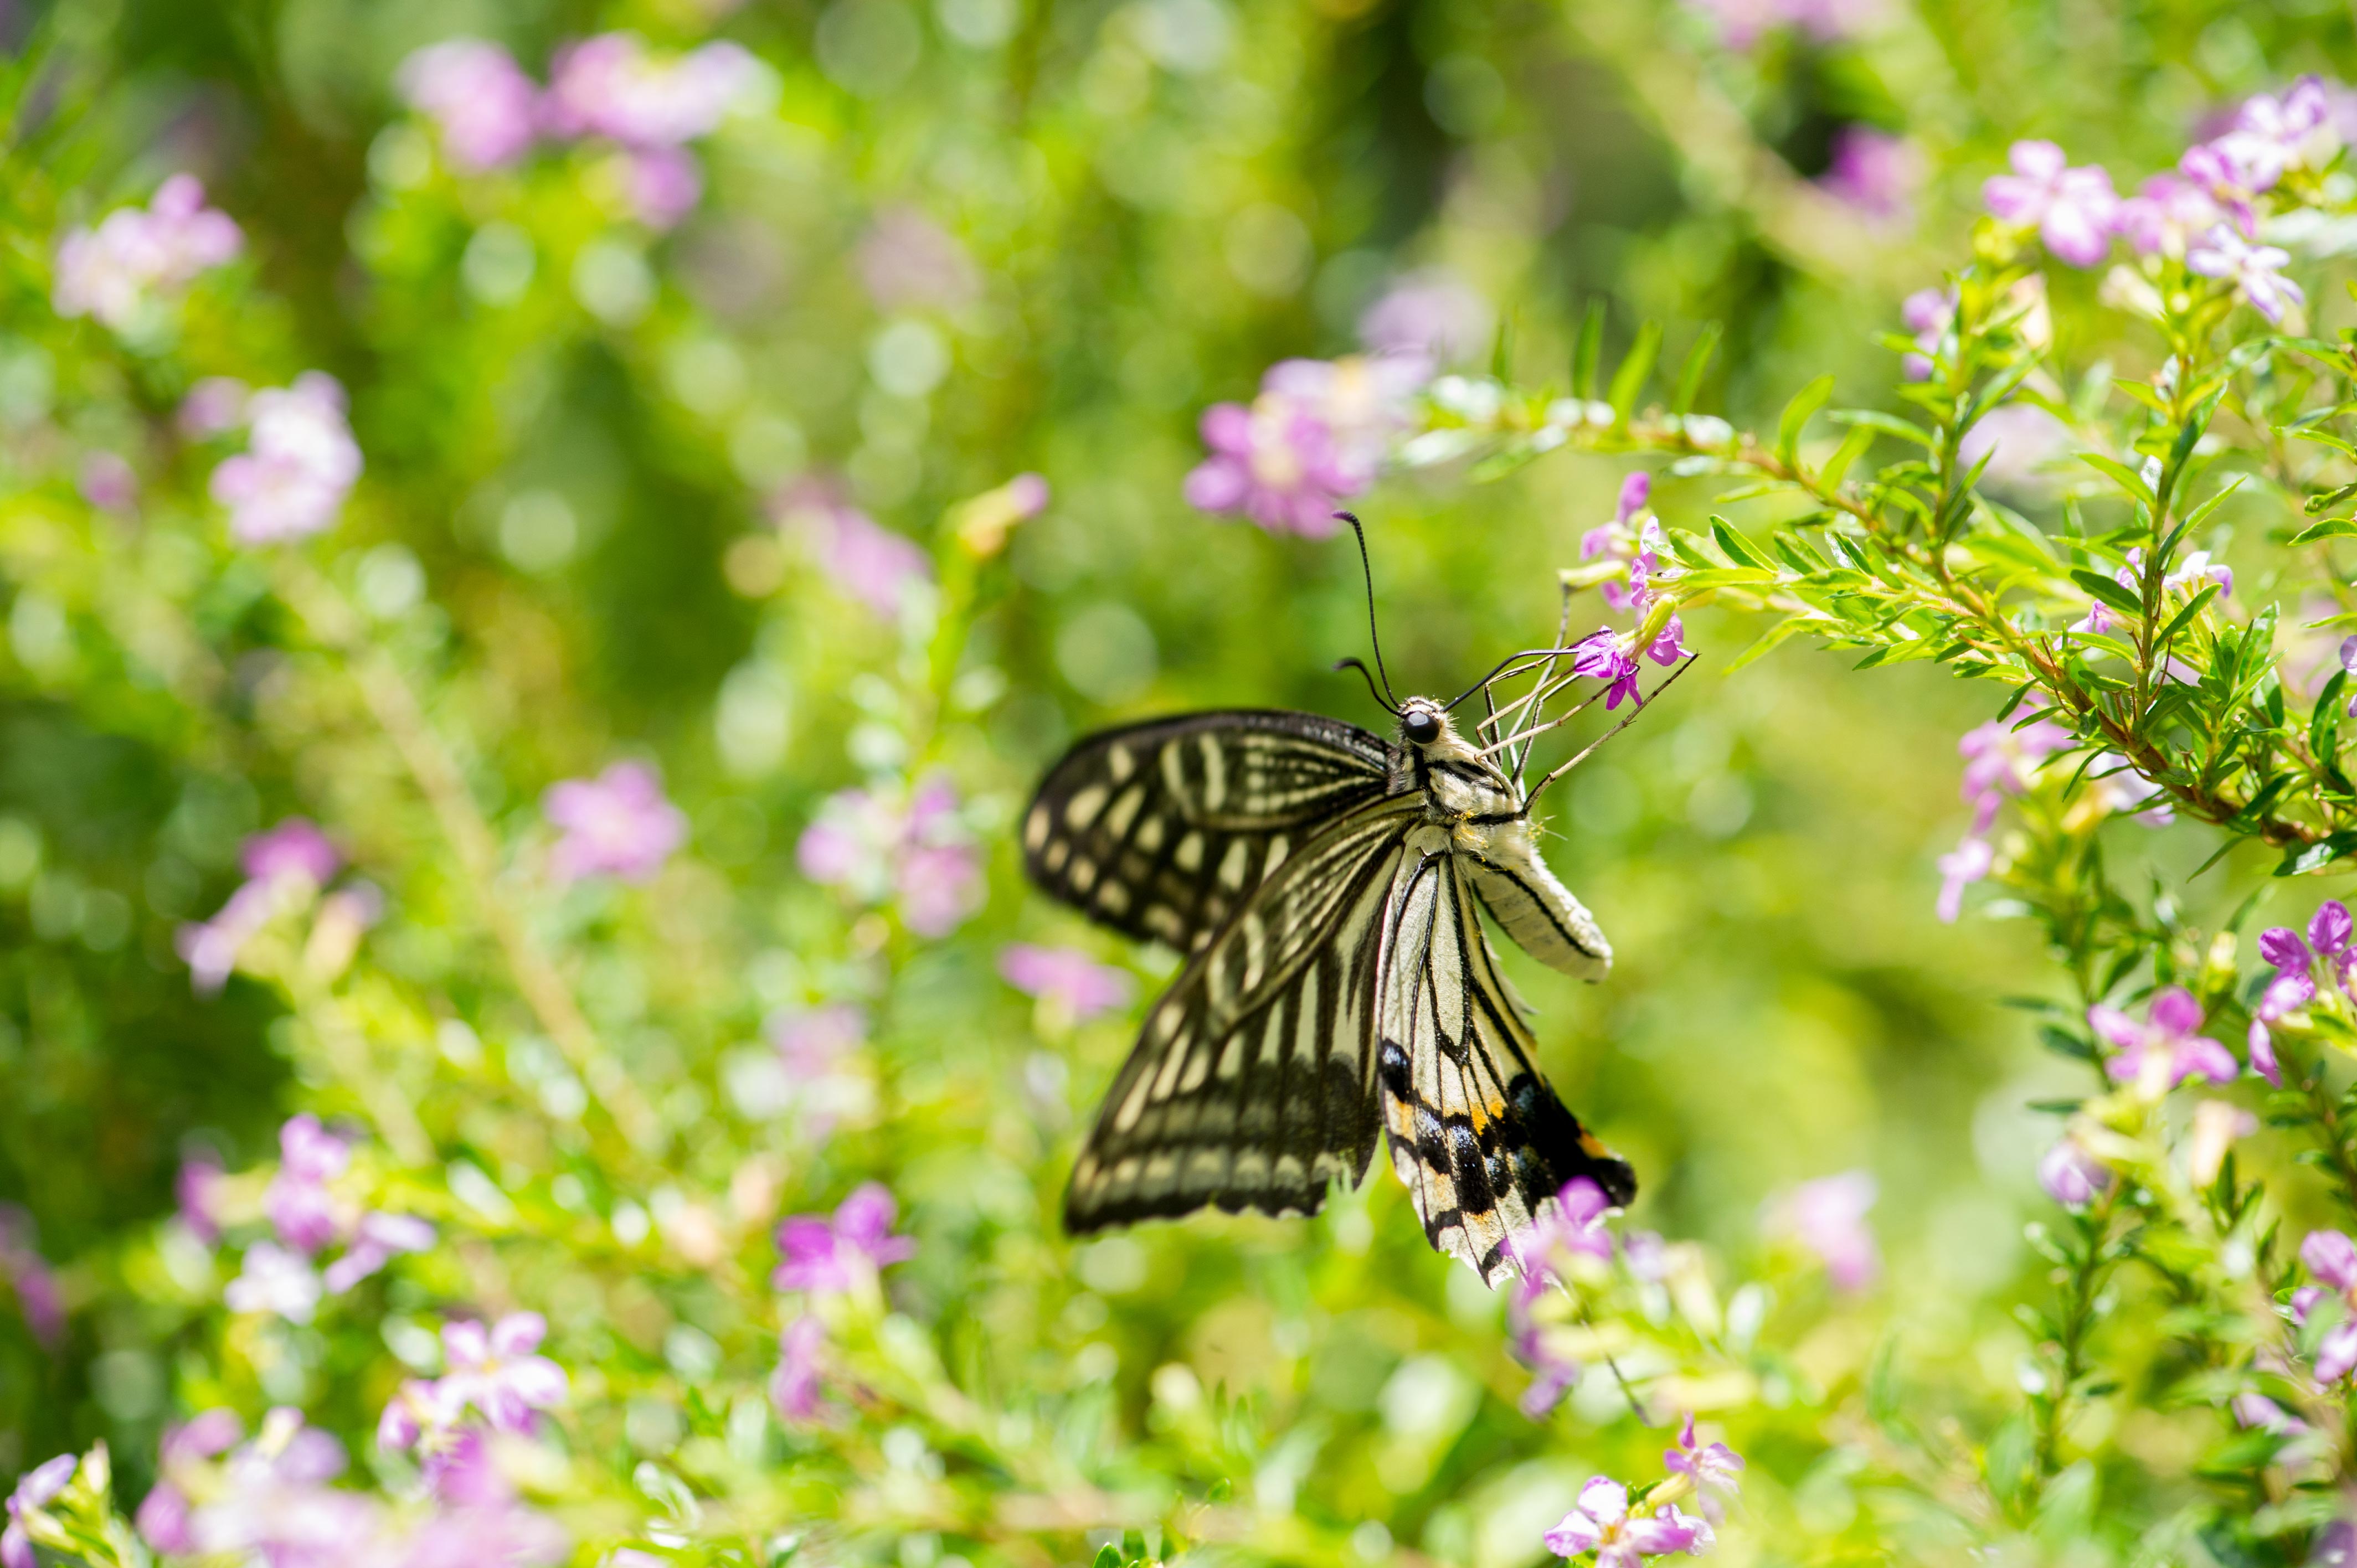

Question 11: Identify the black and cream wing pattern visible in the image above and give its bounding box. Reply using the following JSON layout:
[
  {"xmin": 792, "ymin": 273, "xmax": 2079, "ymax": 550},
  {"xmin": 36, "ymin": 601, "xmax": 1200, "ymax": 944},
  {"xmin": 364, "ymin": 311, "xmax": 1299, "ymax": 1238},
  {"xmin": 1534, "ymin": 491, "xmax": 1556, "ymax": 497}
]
[{"xmin": 1023, "ymin": 700, "xmax": 1636, "ymax": 1283}]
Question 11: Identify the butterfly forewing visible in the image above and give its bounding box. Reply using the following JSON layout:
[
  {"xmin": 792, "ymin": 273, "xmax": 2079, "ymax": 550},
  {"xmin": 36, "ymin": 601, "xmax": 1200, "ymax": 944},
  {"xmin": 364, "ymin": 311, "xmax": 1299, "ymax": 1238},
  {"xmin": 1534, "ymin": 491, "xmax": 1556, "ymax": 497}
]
[
  {"xmin": 1023, "ymin": 710, "xmax": 1393, "ymax": 953},
  {"xmin": 1064, "ymin": 793, "xmax": 1421, "ymax": 1229},
  {"xmin": 1377, "ymin": 829, "xmax": 1635, "ymax": 1285}
]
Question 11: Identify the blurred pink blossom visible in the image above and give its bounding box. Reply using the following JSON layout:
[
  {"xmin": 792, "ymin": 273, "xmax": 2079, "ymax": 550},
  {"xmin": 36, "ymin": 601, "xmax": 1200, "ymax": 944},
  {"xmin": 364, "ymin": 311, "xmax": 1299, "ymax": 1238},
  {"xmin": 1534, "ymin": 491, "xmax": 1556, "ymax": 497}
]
[
  {"xmin": 774, "ymin": 1182, "xmax": 916, "ymax": 1294},
  {"xmin": 774, "ymin": 486, "xmax": 935, "ymax": 617},
  {"xmin": 799, "ymin": 777, "xmax": 982, "ymax": 937},
  {"xmin": 1983, "ymin": 141, "xmax": 2119, "ymax": 268},
  {"xmin": 53, "ymin": 174, "xmax": 243, "ymax": 329},
  {"xmin": 1357, "ymin": 268, "xmax": 1491, "ymax": 364},
  {"xmin": 439, "ymin": 1312, "xmax": 569, "ymax": 1433},
  {"xmin": 3, "ymin": 1455, "xmax": 76, "ymax": 1568},
  {"xmin": 543, "ymin": 761, "xmax": 687, "ymax": 883},
  {"xmin": 224, "ymin": 1240, "xmax": 323, "ymax": 1322},
  {"xmin": 1817, "ymin": 127, "xmax": 1922, "ymax": 224},
  {"xmin": 1185, "ymin": 356, "xmax": 1422, "ymax": 538},
  {"xmin": 999, "ymin": 943, "xmax": 1135, "ymax": 1022},
  {"xmin": 770, "ymin": 1314, "xmax": 827, "ymax": 1421},
  {"xmin": 244, "ymin": 817, "xmax": 342, "ymax": 884},
  {"xmin": 208, "ymin": 372, "xmax": 363, "ymax": 545},
  {"xmin": 178, "ymin": 376, "xmax": 250, "ymax": 437},
  {"xmin": 545, "ymin": 33, "xmax": 767, "ymax": 148},
  {"xmin": 858, "ymin": 205, "xmax": 982, "ymax": 311},
  {"xmin": 78, "ymin": 451, "xmax": 137, "ymax": 513},
  {"xmin": 624, "ymin": 146, "xmax": 703, "ymax": 229},
  {"xmin": 264, "ymin": 1113, "xmax": 352, "ymax": 1252},
  {"xmin": 1771, "ymin": 1170, "xmax": 1880, "ymax": 1291},
  {"xmin": 397, "ymin": 39, "xmax": 541, "ymax": 170},
  {"xmin": 0, "ymin": 1205, "xmax": 63, "ymax": 1348}
]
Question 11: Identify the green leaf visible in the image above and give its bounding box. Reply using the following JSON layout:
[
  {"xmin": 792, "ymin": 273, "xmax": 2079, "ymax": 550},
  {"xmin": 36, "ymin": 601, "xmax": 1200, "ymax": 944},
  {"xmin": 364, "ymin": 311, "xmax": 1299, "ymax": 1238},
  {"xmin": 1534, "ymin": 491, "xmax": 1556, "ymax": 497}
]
[
  {"xmin": 2154, "ymin": 583, "xmax": 2221, "ymax": 649},
  {"xmin": 1709, "ymin": 517, "xmax": 1776, "ymax": 570},
  {"xmin": 2288, "ymin": 515, "xmax": 2357, "ymax": 545},
  {"xmin": 2070, "ymin": 569, "xmax": 2145, "ymax": 618},
  {"xmin": 1818, "ymin": 423, "xmax": 1877, "ymax": 492},
  {"xmin": 1830, "ymin": 408, "xmax": 1934, "ymax": 448},
  {"xmin": 2078, "ymin": 451, "xmax": 2157, "ymax": 507},
  {"xmin": 2315, "ymin": 670, "xmax": 2348, "ymax": 757},
  {"xmin": 1573, "ymin": 299, "xmax": 1605, "ymax": 399},
  {"xmin": 1777, "ymin": 374, "xmax": 1837, "ymax": 465},
  {"xmin": 1670, "ymin": 322, "xmax": 1722, "ymax": 415},
  {"xmin": 2288, "ymin": 425, "xmax": 2357, "ymax": 460},
  {"xmin": 1726, "ymin": 618, "xmax": 1808, "ymax": 673},
  {"xmin": 1094, "ymin": 1546, "xmax": 1123, "ymax": 1568},
  {"xmin": 1607, "ymin": 320, "xmax": 1663, "ymax": 422},
  {"xmin": 2279, "ymin": 832, "xmax": 2357, "ymax": 875}
]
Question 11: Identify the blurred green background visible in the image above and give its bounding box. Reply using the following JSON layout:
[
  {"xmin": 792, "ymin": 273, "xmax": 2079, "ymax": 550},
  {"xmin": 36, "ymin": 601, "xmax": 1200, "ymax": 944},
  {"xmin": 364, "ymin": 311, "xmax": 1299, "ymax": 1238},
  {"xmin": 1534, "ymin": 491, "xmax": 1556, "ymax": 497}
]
[{"xmin": 4, "ymin": 0, "xmax": 2355, "ymax": 1554}]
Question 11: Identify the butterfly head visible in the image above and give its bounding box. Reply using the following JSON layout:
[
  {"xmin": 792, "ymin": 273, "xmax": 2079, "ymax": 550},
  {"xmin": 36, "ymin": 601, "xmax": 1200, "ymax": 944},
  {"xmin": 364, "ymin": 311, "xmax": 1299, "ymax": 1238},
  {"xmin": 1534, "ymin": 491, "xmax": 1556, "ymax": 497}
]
[{"xmin": 1398, "ymin": 699, "xmax": 1445, "ymax": 748}]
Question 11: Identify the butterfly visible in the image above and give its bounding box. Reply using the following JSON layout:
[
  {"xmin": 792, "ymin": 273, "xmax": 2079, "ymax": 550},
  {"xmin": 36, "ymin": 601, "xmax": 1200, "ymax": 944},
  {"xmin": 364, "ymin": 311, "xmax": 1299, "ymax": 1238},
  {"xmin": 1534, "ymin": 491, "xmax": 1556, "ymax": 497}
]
[{"xmin": 1021, "ymin": 519, "xmax": 1687, "ymax": 1282}]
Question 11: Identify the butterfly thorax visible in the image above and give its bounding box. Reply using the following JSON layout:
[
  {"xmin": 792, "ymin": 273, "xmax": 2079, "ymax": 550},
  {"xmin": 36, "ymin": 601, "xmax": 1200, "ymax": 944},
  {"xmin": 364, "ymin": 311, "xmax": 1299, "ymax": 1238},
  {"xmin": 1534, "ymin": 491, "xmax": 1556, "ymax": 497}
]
[{"xmin": 1391, "ymin": 699, "xmax": 1523, "ymax": 847}]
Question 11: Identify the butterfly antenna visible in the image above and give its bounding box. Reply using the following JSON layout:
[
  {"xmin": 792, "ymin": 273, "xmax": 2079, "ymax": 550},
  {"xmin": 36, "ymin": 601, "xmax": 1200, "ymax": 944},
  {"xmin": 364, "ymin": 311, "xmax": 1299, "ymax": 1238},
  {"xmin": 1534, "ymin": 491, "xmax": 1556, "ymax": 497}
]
[
  {"xmin": 1334, "ymin": 656, "xmax": 1401, "ymax": 716},
  {"xmin": 1523, "ymin": 655, "xmax": 1701, "ymax": 811},
  {"xmin": 1335, "ymin": 512, "xmax": 1400, "ymax": 709}
]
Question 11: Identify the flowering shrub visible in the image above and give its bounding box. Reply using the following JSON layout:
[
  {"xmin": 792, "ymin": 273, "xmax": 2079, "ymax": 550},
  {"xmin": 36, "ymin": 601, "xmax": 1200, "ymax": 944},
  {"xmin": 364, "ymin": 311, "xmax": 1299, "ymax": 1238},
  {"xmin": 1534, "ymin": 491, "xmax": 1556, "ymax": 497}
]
[{"xmin": 16, "ymin": 1, "xmax": 2357, "ymax": 1565}]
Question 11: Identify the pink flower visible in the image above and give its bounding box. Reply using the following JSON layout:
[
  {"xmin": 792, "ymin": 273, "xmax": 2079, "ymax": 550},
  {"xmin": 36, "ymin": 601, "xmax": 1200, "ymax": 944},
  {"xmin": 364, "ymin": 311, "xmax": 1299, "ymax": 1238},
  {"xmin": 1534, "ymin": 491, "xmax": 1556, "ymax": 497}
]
[
  {"xmin": 2187, "ymin": 224, "xmax": 2304, "ymax": 324},
  {"xmin": 1357, "ymin": 267, "xmax": 1492, "ymax": 365},
  {"xmin": 208, "ymin": 372, "xmax": 363, "ymax": 545},
  {"xmin": 622, "ymin": 146, "xmax": 703, "ymax": 230},
  {"xmin": 2299, "ymin": 1229, "xmax": 2357, "ymax": 1383},
  {"xmin": 3, "ymin": 1455, "xmax": 77, "ymax": 1568},
  {"xmin": 323, "ymin": 1211, "xmax": 436, "ymax": 1293},
  {"xmin": 1899, "ymin": 285, "xmax": 1956, "ymax": 380},
  {"xmin": 2114, "ymin": 173, "xmax": 2225, "ymax": 257},
  {"xmin": 189, "ymin": 1409, "xmax": 376, "ymax": 1565},
  {"xmin": 999, "ymin": 944, "xmax": 1135, "ymax": 1023},
  {"xmin": 377, "ymin": 1376, "xmax": 461, "ymax": 1453},
  {"xmin": 177, "ymin": 1153, "xmax": 227, "ymax": 1244},
  {"xmin": 53, "ymin": 174, "xmax": 241, "ymax": 329},
  {"xmin": 1183, "ymin": 357, "xmax": 1422, "ymax": 537},
  {"xmin": 397, "ymin": 39, "xmax": 541, "ymax": 170},
  {"xmin": 179, "ymin": 377, "xmax": 251, "ymax": 437},
  {"xmin": 1543, "ymin": 1477, "xmax": 1712, "ymax": 1567},
  {"xmin": 1570, "ymin": 630, "xmax": 1644, "ymax": 710},
  {"xmin": 773, "ymin": 486, "xmax": 934, "ymax": 617},
  {"xmin": 0, "ymin": 1206, "xmax": 61, "ymax": 1349},
  {"xmin": 857, "ymin": 206, "xmax": 982, "ymax": 312},
  {"xmin": 1958, "ymin": 403, "xmax": 2073, "ymax": 497},
  {"xmin": 440, "ymin": 1312, "xmax": 569, "ymax": 1433},
  {"xmin": 1957, "ymin": 714, "xmax": 2072, "ymax": 829},
  {"xmin": 1664, "ymin": 1413, "xmax": 1746, "ymax": 1523},
  {"xmin": 224, "ymin": 1241, "xmax": 323, "ymax": 1323},
  {"xmin": 264, "ymin": 1113, "xmax": 351, "ymax": 1253},
  {"xmin": 78, "ymin": 451, "xmax": 137, "ymax": 513},
  {"xmin": 1983, "ymin": 140, "xmax": 2119, "ymax": 267},
  {"xmin": 2037, "ymin": 1136, "xmax": 2110, "ymax": 1209},
  {"xmin": 773, "ymin": 1182, "xmax": 916, "ymax": 1294},
  {"xmin": 1774, "ymin": 1170, "xmax": 1880, "ymax": 1291},
  {"xmin": 1817, "ymin": 126, "xmax": 1922, "ymax": 224},
  {"xmin": 244, "ymin": 818, "xmax": 342, "ymax": 884},
  {"xmin": 771, "ymin": 1003, "xmax": 868, "ymax": 1075},
  {"xmin": 798, "ymin": 778, "xmax": 982, "ymax": 937},
  {"xmin": 2090, "ymin": 986, "xmax": 2237, "ymax": 1092},
  {"xmin": 543, "ymin": 761, "xmax": 687, "ymax": 883},
  {"xmin": 545, "ymin": 34, "xmax": 767, "ymax": 148},
  {"xmin": 769, "ymin": 1314, "xmax": 826, "ymax": 1421}
]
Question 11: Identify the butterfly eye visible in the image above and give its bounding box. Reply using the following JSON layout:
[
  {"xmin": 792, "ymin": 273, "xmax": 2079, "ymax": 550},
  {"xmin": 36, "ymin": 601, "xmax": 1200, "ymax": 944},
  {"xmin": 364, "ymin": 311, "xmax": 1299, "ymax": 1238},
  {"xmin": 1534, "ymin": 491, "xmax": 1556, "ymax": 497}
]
[{"xmin": 1401, "ymin": 709, "xmax": 1441, "ymax": 746}]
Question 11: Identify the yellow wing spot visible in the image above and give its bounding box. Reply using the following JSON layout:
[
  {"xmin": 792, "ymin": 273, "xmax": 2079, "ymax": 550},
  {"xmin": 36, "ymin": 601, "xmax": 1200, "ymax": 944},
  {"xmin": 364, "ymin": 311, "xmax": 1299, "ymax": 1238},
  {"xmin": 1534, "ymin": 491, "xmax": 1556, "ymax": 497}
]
[
  {"xmin": 1069, "ymin": 856, "xmax": 1099, "ymax": 893},
  {"xmin": 1024, "ymin": 804, "xmax": 1051, "ymax": 853},
  {"xmin": 1174, "ymin": 832, "xmax": 1205, "ymax": 873},
  {"xmin": 1217, "ymin": 838, "xmax": 1252, "ymax": 891},
  {"xmin": 1108, "ymin": 742, "xmax": 1136, "ymax": 782},
  {"xmin": 1135, "ymin": 815, "xmax": 1166, "ymax": 854},
  {"xmin": 1104, "ymin": 783, "xmax": 1146, "ymax": 840},
  {"xmin": 1094, "ymin": 881, "xmax": 1131, "ymax": 915},
  {"xmin": 1064, "ymin": 785, "xmax": 1110, "ymax": 830}
]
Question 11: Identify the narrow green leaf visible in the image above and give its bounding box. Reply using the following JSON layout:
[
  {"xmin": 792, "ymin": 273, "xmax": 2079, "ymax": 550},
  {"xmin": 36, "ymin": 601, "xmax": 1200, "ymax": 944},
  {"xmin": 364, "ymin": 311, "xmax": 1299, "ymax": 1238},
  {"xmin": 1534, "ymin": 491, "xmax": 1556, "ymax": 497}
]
[
  {"xmin": 1709, "ymin": 516, "xmax": 1775, "ymax": 570},
  {"xmin": 1818, "ymin": 423, "xmax": 1877, "ymax": 491},
  {"xmin": 1726, "ymin": 618, "xmax": 1807, "ymax": 672},
  {"xmin": 1607, "ymin": 320, "xmax": 1663, "ymax": 422},
  {"xmin": 1777, "ymin": 374, "xmax": 1837, "ymax": 465},
  {"xmin": 2078, "ymin": 451, "xmax": 2157, "ymax": 507},
  {"xmin": 2288, "ymin": 426, "xmax": 2357, "ymax": 460},
  {"xmin": 2154, "ymin": 583, "xmax": 2221, "ymax": 649},
  {"xmin": 1670, "ymin": 322, "xmax": 1722, "ymax": 415},
  {"xmin": 2289, "ymin": 515, "xmax": 2357, "ymax": 545},
  {"xmin": 2279, "ymin": 832, "xmax": 2357, "ymax": 876},
  {"xmin": 2314, "ymin": 670, "xmax": 2348, "ymax": 757},
  {"xmin": 2070, "ymin": 569, "xmax": 2146, "ymax": 618},
  {"xmin": 1830, "ymin": 408, "xmax": 1935, "ymax": 447},
  {"xmin": 2182, "ymin": 476, "xmax": 2247, "ymax": 532},
  {"xmin": 1573, "ymin": 299, "xmax": 1604, "ymax": 399}
]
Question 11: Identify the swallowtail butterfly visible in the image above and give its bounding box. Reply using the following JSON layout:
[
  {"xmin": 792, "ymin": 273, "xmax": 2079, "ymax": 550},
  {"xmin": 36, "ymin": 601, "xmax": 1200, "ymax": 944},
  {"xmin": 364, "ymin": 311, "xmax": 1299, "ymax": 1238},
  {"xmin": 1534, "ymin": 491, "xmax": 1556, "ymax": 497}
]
[{"xmin": 1023, "ymin": 520, "xmax": 1683, "ymax": 1283}]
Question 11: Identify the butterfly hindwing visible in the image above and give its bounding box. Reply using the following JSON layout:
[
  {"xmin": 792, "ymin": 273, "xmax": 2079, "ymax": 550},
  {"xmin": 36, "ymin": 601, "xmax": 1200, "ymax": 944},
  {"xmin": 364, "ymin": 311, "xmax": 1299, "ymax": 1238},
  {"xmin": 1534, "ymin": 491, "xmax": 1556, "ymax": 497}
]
[
  {"xmin": 1023, "ymin": 710, "xmax": 1393, "ymax": 955},
  {"xmin": 1064, "ymin": 795, "xmax": 1421, "ymax": 1230},
  {"xmin": 1378, "ymin": 831, "xmax": 1635, "ymax": 1285}
]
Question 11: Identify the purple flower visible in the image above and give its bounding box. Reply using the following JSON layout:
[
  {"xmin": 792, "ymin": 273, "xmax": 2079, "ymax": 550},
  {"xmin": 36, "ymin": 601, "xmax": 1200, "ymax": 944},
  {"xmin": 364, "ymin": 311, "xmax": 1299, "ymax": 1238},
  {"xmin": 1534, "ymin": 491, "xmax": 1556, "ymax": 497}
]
[
  {"xmin": 1983, "ymin": 141, "xmax": 2119, "ymax": 267},
  {"xmin": 1898, "ymin": 285, "xmax": 1956, "ymax": 379},
  {"xmin": 397, "ymin": 39, "xmax": 541, "ymax": 170},
  {"xmin": 1687, "ymin": 0, "xmax": 1879, "ymax": 49},
  {"xmin": 2221, "ymin": 78, "xmax": 2342, "ymax": 184},
  {"xmin": 1543, "ymin": 1477, "xmax": 1712, "ymax": 1567},
  {"xmin": 545, "ymin": 34, "xmax": 767, "ymax": 149},
  {"xmin": 770, "ymin": 1003, "xmax": 867, "ymax": 1075},
  {"xmin": 2, "ymin": 1454, "xmax": 76, "ymax": 1568},
  {"xmin": 1570, "ymin": 630, "xmax": 1645, "ymax": 710},
  {"xmin": 2115, "ymin": 173, "xmax": 2225, "ymax": 257},
  {"xmin": 2187, "ymin": 1098, "xmax": 2257, "ymax": 1187},
  {"xmin": 2188, "ymin": 224, "xmax": 2304, "ymax": 324},
  {"xmin": 2090, "ymin": 754, "xmax": 2173, "ymax": 826},
  {"xmin": 0, "ymin": 1205, "xmax": 64, "ymax": 1348},
  {"xmin": 265, "ymin": 1113, "xmax": 352, "ymax": 1253},
  {"xmin": 177, "ymin": 878, "xmax": 277, "ymax": 993},
  {"xmin": 78, "ymin": 451, "xmax": 137, "ymax": 514},
  {"xmin": 1184, "ymin": 357, "xmax": 1421, "ymax": 537},
  {"xmin": 208, "ymin": 372, "xmax": 363, "ymax": 545},
  {"xmin": 773, "ymin": 1182, "xmax": 916, "ymax": 1294},
  {"xmin": 1958, "ymin": 403, "xmax": 2074, "ymax": 498},
  {"xmin": 999, "ymin": 944, "xmax": 1135, "ymax": 1023},
  {"xmin": 1774, "ymin": 1170, "xmax": 1879, "ymax": 1291},
  {"xmin": 244, "ymin": 818, "xmax": 342, "ymax": 885},
  {"xmin": 1664, "ymin": 1413, "xmax": 1746, "ymax": 1523},
  {"xmin": 1357, "ymin": 267, "xmax": 1492, "ymax": 365},
  {"xmin": 770, "ymin": 1314, "xmax": 826, "ymax": 1421},
  {"xmin": 190, "ymin": 1409, "xmax": 376, "ymax": 1564},
  {"xmin": 797, "ymin": 778, "xmax": 982, "ymax": 938},
  {"xmin": 857, "ymin": 206, "xmax": 982, "ymax": 313},
  {"xmin": 323, "ymin": 1212, "xmax": 436, "ymax": 1294},
  {"xmin": 1957, "ymin": 714, "xmax": 2072, "ymax": 830},
  {"xmin": 53, "ymin": 174, "xmax": 242, "ymax": 329},
  {"xmin": 2090, "ymin": 987, "xmax": 2237, "ymax": 1093},
  {"xmin": 1521, "ymin": 1177, "xmax": 1618, "ymax": 1276},
  {"xmin": 773, "ymin": 484, "xmax": 934, "ymax": 617},
  {"xmin": 137, "ymin": 1411, "xmax": 244, "ymax": 1554},
  {"xmin": 440, "ymin": 1312, "xmax": 569, "ymax": 1433},
  {"xmin": 543, "ymin": 761, "xmax": 686, "ymax": 883},
  {"xmin": 1817, "ymin": 126, "xmax": 1922, "ymax": 224},
  {"xmin": 2037, "ymin": 1136, "xmax": 2111, "ymax": 1209},
  {"xmin": 622, "ymin": 145, "xmax": 703, "ymax": 230},
  {"xmin": 2299, "ymin": 1229, "xmax": 2357, "ymax": 1382},
  {"xmin": 179, "ymin": 377, "xmax": 251, "ymax": 437},
  {"xmin": 2248, "ymin": 1018, "xmax": 2283, "ymax": 1088},
  {"xmin": 177, "ymin": 1153, "xmax": 227, "ymax": 1244},
  {"xmin": 224, "ymin": 1241, "xmax": 323, "ymax": 1323},
  {"xmin": 378, "ymin": 1376, "xmax": 462, "ymax": 1453}
]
